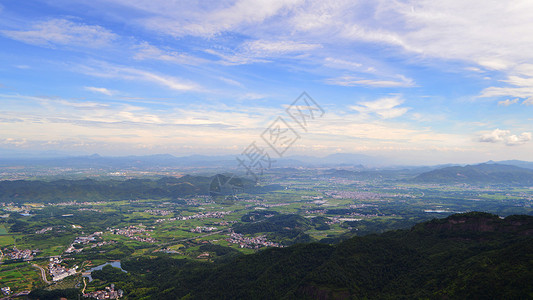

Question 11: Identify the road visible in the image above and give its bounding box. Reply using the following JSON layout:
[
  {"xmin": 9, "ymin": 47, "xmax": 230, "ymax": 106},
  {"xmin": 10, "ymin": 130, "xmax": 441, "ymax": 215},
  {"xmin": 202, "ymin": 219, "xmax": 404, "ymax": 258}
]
[
  {"xmin": 82, "ymin": 277, "xmax": 87, "ymax": 294},
  {"xmin": 32, "ymin": 263, "xmax": 51, "ymax": 284}
]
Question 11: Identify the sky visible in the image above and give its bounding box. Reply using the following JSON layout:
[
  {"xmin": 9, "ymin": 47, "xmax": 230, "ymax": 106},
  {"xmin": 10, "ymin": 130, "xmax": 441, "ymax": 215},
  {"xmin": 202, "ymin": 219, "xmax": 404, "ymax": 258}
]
[{"xmin": 0, "ymin": 0, "xmax": 532, "ymax": 165}]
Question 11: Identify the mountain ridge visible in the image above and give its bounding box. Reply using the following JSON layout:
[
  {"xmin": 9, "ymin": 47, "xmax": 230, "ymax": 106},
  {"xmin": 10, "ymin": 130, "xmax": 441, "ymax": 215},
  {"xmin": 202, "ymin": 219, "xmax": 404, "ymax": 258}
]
[{"xmin": 413, "ymin": 163, "xmax": 533, "ymax": 185}]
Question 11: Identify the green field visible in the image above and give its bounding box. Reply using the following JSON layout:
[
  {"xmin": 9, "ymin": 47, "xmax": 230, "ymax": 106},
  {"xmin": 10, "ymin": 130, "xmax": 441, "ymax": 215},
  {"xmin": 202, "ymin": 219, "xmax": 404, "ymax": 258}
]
[{"xmin": 0, "ymin": 262, "xmax": 43, "ymax": 292}]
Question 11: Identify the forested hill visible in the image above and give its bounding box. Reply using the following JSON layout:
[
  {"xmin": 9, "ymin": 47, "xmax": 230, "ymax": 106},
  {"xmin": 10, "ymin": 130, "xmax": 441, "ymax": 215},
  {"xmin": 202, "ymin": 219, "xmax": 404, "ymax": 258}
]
[
  {"xmin": 53, "ymin": 212, "xmax": 532, "ymax": 299},
  {"xmin": 0, "ymin": 175, "xmax": 254, "ymax": 203},
  {"xmin": 413, "ymin": 163, "xmax": 533, "ymax": 184}
]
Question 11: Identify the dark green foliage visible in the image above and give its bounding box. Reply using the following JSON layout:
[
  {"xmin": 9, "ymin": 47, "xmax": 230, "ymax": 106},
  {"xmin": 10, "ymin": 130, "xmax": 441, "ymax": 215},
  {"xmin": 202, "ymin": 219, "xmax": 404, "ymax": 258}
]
[
  {"xmin": 92, "ymin": 265, "xmax": 128, "ymax": 282},
  {"xmin": 240, "ymin": 210, "xmax": 279, "ymax": 222},
  {"xmin": 102, "ymin": 213, "xmax": 533, "ymax": 299},
  {"xmin": 311, "ymin": 216, "xmax": 330, "ymax": 230},
  {"xmin": 0, "ymin": 175, "xmax": 255, "ymax": 203},
  {"xmin": 28, "ymin": 288, "xmax": 81, "ymax": 300},
  {"xmin": 233, "ymin": 214, "xmax": 313, "ymax": 245},
  {"xmin": 233, "ymin": 214, "xmax": 311, "ymax": 234}
]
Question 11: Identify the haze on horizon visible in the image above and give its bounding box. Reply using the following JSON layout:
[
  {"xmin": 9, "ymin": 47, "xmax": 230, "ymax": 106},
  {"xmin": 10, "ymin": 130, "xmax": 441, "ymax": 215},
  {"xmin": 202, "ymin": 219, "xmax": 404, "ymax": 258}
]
[{"xmin": 1, "ymin": 0, "xmax": 532, "ymax": 165}]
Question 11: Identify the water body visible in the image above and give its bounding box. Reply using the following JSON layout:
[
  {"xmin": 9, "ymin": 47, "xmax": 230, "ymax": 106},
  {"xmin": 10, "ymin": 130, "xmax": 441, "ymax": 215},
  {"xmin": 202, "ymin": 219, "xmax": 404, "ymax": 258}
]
[{"xmin": 83, "ymin": 261, "xmax": 127, "ymax": 282}]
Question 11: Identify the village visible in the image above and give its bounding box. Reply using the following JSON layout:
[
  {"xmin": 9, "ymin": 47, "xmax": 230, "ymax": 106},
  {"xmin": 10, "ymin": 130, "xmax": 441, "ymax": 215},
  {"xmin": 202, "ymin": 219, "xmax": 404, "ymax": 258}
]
[
  {"xmin": 226, "ymin": 231, "xmax": 282, "ymax": 249},
  {"xmin": 83, "ymin": 284, "xmax": 123, "ymax": 299}
]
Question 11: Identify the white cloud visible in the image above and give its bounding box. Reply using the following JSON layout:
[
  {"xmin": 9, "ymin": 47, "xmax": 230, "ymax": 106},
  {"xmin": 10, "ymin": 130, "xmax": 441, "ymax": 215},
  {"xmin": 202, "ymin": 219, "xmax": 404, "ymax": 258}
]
[
  {"xmin": 238, "ymin": 93, "xmax": 267, "ymax": 100},
  {"xmin": 523, "ymin": 97, "xmax": 533, "ymax": 106},
  {"xmin": 79, "ymin": 62, "xmax": 200, "ymax": 92},
  {"xmin": 84, "ymin": 86, "xmax": 114, "ymax": 96},
  {"xmin": 479, "ymin": 129, "xmax": 510, "ymax": 143},
  {"xmin": 203, "ymin": 39, "xmax": 320, "ymax": 65},
  {"xmin": 506, "ymin": 132, "xmax": 532, "ymax": 146},
  {"xmin": 58, "ymin": 99, "xmax": 110, "ymax": 110},
  {"xmin": 498, "ymin": 98, "xmax": 519, "ymax": 106},
  {"xmin": 480, "ymin": 64, "xmax": 533, "ymax": 100},
  {"xmin": 323, "ymin": 57, "xmax": 363, "ymax": 71},
  {"xmin": 1, "ymin": 19, "xmax": 117, "ymax": 48},
  {"xmin": 349, "ymin": 96, "xmax": 409, "ymax": 119},
  {"xmin": 326, "ymin": 75, "xmax": 414, "ymax": 88},
  {"xmin": 478, "ymin": 129, "xmax": 531, "ymax": 146},
  {"xmin": 133, "ymin": 42, "xmax": 206, "ymax": 65},
  {"xmin": 204, "ymin": 49, "xmax": 269, "ymax": 66},
  {"xmin": 217, "ymin": 77, "xmax": 244, "ymax": 87},
  {"xmin": 139, "ymin": 0, "xmax": 304, "ymax": 37},
  {"xmin": 243, "ymin": 40, "xmax": 321, "ymax": 55}
]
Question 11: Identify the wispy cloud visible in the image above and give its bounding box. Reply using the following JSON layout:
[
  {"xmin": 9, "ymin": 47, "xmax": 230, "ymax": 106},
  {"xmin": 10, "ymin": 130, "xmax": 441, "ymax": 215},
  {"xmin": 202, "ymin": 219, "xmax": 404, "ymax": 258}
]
[
  {"xmin": 79, "ymin": 62, "xmax": 201, "ymax": 92},
  {"xmin": 204, "ymin": 49, "xmax": 269, "ymax": 66},
  {"xmin": 523, "ymin": 97, "xmax": 533, "ymax": 106},
  {"xmin": 1, "ymin": 19, "xmax": 117, "ymax": 48},
  {"xmin": 480, "ymin": 64, "xmax": 533, "ymax": 100},
  {"xmin": 133, "ymin": 42, "xmax": 206, "ymax": 65},
  {"xmin": 242, "ymin": 40, "xmax": 321, "ymax": 55},
  {"xmin": 84, "ymin": 86, "xmax": 114, "ymax": 96},
  {"xmin": 498, "ymin": 98, "xmax": 519, "ymax": 106},
  {"xmin": 323, "ymin": 57, "xmax": 363, "ymax": 71},
  {"xmin": 349, "ymin": 96, "xmax": 409, "ymax": 119},
  {"xmin": 326, "ymin": 75, "xmax": 414, "ymax": 88},
  {"xmin": 58, "ymin": 99, "xmax": 111, "ymax": 110},
  {"xmin": 139, "ymin": 0, "xmax": 303, "ymax": 37}
]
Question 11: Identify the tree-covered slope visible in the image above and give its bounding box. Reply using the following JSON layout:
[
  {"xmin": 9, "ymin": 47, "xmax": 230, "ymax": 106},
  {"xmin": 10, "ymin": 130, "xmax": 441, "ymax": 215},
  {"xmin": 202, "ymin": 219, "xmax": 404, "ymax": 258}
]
[
  {"xmin": 83, "ymin": 212, "xmax": 533, "ymax": 299},
  {"xmin": 0, "ymin": 174, "xmax": 255, "ymax": 202}
]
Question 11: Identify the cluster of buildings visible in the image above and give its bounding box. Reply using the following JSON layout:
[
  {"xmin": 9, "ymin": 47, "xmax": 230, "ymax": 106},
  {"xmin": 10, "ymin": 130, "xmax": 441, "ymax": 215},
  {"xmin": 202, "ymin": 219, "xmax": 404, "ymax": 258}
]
[
  {"xmin": 190, "ymin": 226, "xmax": 218, "ymax": 233},
  {"xmin": 35, "ymin": 227, "xmax": 53, "ymax": 234},
  {"xmin": 155, "ymin": 217, "xmax": 177, "ymax": 223},
  {"xmin": 4, "ymin": 247, "xmax": 38, "ymax": 260},
  {"xmin": 325, "ymin": 190, "xmax": 383, "ymax": 200},
  {"xmin": 144, "ymin": 209, "xmax": 172, "ymax": 216},
  {"xmin": 65, "ymin": 231, "xmax": 103, "ymax": 253},
  {"xmin": 213, "ymin": 221, "xmax": 237, "ymax": 226},
  {"xmin": 183, "ymin": 196, "xmax": 214, "ymax": 206},
  {"xmin": 155, "ymin": 211, "xmax": 231, "ymax": 224},
  {"xmin": 227, "ymin": 231, "xmax": 282, "ymax": 249},
  {"xmin": 183, "ymin": 211, "xmax": 231, "ymax": 220},
  {"xmin": 83, "ymin": 284, "xmax": 123, "ymax": 299},
  {"xmin": 49, "ymin": 257, "xmax": 77, "ymax": 282},
  {"xmin": 78, "ymin": 208, "xmax": 102, "ymax": 212},
  {"xmin": 1, "ymin": 286, "xmax": 11, "ymax": 295},
  {"xmin": 257, "ymin": 203, "xmax": 291, "ymax": 208},
  {"xmin": 305, "ymin": 209, "xmax": 327, "ymax": 215},
  {"xmin": 51, "ymin": 201, "xmax": 105, "ymax": 206},
  {"xmin": 108, "ymin": 225, "xmax": 157, "ymax": 243}
]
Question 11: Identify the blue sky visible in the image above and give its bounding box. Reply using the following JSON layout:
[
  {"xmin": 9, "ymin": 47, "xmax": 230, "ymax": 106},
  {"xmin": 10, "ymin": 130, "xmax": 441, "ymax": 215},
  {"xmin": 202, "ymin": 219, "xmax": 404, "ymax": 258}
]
[{"xmin": 0, "ymin": 0, "xmax": 532, "ymax": 164}]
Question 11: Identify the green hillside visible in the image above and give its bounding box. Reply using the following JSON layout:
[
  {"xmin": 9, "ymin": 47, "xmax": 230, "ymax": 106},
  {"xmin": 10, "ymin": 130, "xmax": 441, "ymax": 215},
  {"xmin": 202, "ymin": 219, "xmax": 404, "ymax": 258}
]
[
  {"xmin": 0, "ymin": 174, "xmax": 255, "ymax": 203},
  {"xmin": 48, "ymin": 212, "xmax": 532, "ymax": 299}
]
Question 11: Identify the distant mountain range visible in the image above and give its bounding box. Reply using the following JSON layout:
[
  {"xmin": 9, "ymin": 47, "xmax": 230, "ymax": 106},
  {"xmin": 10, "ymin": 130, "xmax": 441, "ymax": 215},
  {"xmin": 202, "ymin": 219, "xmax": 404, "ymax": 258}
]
[
  {"xmin": 0, "ymin": 151, "xmax": 532, "ymax": 172},
  {"xmin": 0, "ymin": 152, "xmax": 386, "ymax": 169},
  {"xmin": 413, "ymin": 163, "xmax": 533, "ymax": 185}
]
